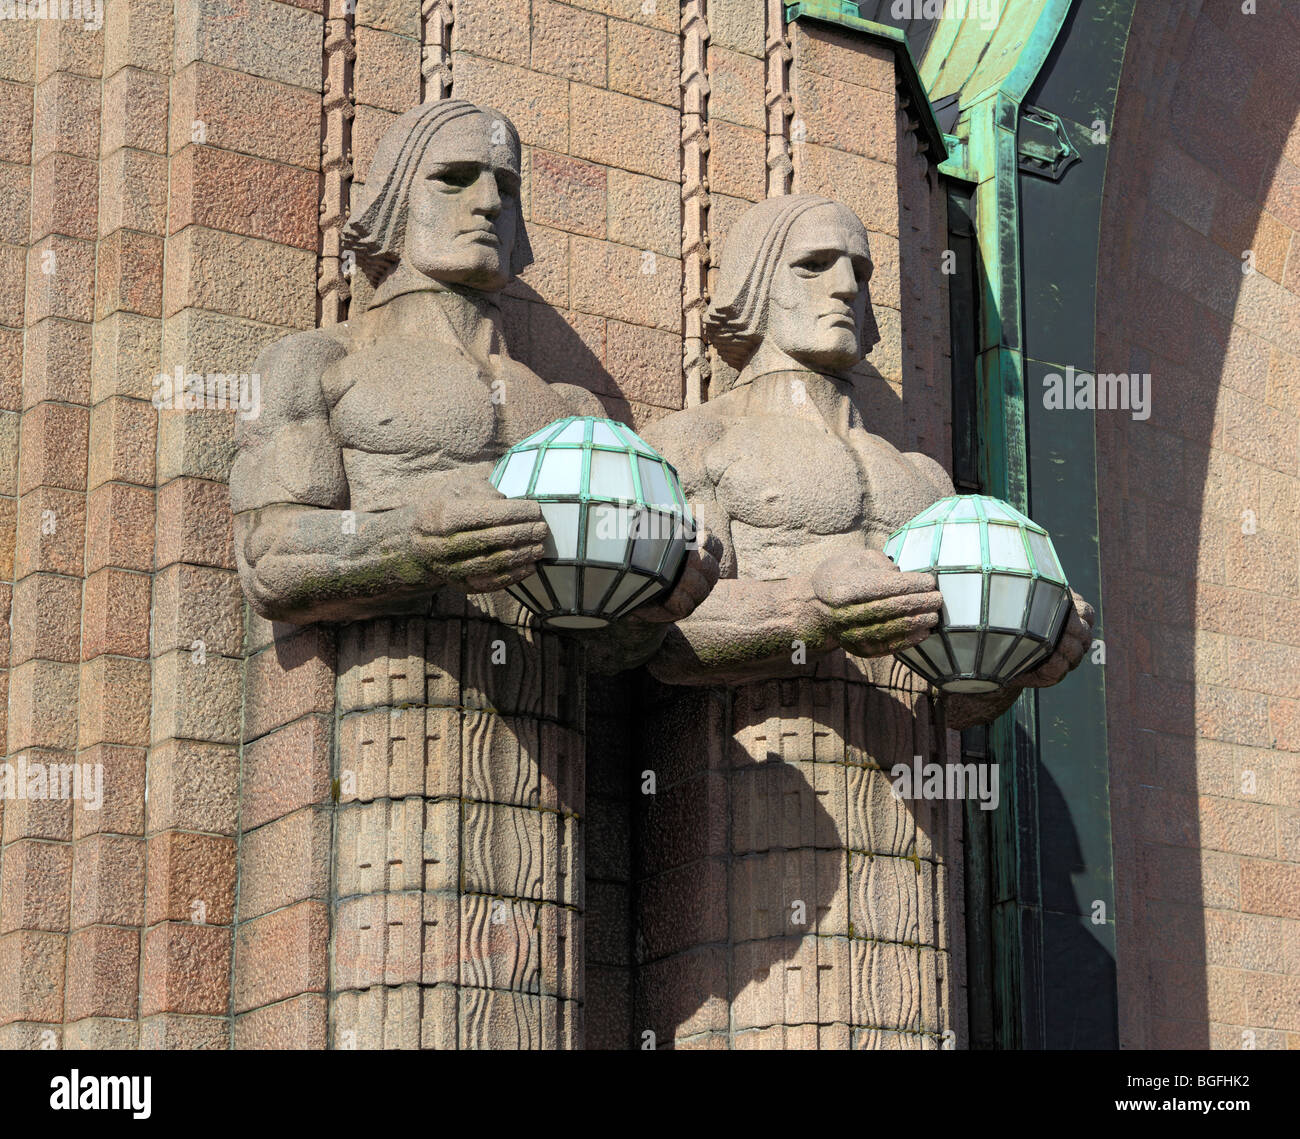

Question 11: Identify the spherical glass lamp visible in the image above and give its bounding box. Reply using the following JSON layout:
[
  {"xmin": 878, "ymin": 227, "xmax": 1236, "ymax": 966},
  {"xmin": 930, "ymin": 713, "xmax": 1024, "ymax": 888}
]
[
  {"xmin": 882, "ymin": 495, "xmax": 1072, "ymax": 694},
  {"xmin": 489, "ymin": 416, "xmax": 695, "ymax": 629}
]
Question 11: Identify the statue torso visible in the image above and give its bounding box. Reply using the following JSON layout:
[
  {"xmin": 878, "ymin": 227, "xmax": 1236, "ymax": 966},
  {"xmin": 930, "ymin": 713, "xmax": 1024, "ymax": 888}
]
[
  {"xmin": 653, "ymin": 372, "xmax": 947, "ymax": 580},
  {"xmin": 319, "ymin": 290, "xmax": 576, "ymax": 513}
]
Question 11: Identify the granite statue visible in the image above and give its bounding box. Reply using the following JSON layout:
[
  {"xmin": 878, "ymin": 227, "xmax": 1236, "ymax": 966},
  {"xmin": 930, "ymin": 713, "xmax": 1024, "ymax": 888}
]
[
  {"xmin": 230, "ymin": 100, "xmax": 717, "ymax": 631},
  {"xmin": 641, "ymin": 194, "xmax": 1094, "ymax": 724}
]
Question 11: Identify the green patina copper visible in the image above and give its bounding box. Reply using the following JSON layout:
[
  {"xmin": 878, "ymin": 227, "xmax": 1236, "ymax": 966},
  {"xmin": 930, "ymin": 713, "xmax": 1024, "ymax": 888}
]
[{"xmin": 784, "ymin": 0, "xmax": 1134, "ymax": 1049}]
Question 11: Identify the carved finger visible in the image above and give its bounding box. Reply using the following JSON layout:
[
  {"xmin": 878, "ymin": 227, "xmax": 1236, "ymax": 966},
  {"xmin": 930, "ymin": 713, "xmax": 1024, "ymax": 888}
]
[
  {"xmin": 464, "ymin": 565, "xmax": 534, "ymax": 593},
  {"xmin": 1018, "ymin": 650, "xmax": 1069, "ymax": 687},
  {"xmin": 456, "ymin": 521, "xmax": 550, "ymax": 557},
  {"xmin": 839, "ymin": 611, "xmax": 939, "ymax": 657},
  {"xmin": 1056, "ymin": 631, "xmax": 1086, "ymax": 669},
  {"xmin": 451, "ymin": 543, "xmax": 545, "ymax": 581},
  {"xmin": 1070, "ymin": 590, "xmax": 1096, "ymax": 629},
  {"xmin": 676, "ymin": 563, "xmax": 713, "ymax": 602},
  {"xmin": 440, "ymin": 494, "xmax": 546, "ymax": 534},
  {"xmin": 828, "ymin": 590, "xmax": 943, "ymax": 628}
]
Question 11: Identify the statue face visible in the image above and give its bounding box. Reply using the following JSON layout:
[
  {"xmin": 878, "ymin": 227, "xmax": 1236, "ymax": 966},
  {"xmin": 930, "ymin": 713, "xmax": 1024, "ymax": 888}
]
[
  {"xmin": 762, "ymin": 205, "xmax": 875, "ymax": 373},
  {"xmin": 403, "ymin": 113, "xmax": 522, "ymax": 291}
]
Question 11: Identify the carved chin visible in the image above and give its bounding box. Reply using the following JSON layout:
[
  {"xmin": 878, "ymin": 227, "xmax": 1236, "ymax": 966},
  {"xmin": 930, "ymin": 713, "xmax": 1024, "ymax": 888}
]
[{"xmin": 792, "ymin": 338, "xmax": 862, "ymax": 373}]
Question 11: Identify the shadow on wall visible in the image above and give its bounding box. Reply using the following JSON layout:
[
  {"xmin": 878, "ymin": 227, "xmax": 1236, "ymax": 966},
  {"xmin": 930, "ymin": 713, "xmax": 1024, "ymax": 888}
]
[
  {"xmin": 620, "ymin": 664, "xmax": 952, "ymax": 1049},
  {"xmin": 508, "ymin": 280, "xmax": 909, "ymax": 439},
  {"xmin": 1096, "ymin": 1, "xmax": 1300, "ymax": 1049}
]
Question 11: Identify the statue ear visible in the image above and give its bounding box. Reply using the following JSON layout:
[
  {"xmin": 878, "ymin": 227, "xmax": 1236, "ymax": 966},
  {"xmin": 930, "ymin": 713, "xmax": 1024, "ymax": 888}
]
[
  {"xmin": 859, "ymin": 298, "xmax": 881, "ymax": 357},
  {"xmin": 510, "ymin": 205, "xmax": 534, "ymax": 279}
]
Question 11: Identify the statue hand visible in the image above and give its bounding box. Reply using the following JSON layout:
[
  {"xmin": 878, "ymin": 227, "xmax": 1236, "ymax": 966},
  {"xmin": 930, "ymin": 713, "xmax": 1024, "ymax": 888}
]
[
  {"xmin": 625, "ymin": 527, "xmax": 724, "ymax": 623},
  {"xmin": 1007, "ymin": 589, "xmax": 1095, "ymax": 689},
  {"xmin": 810, "ymin": 549, "xmax": 943, "ymax": 658},
  {"xmin": 410, "ymin": 466, "xmax": 549, "ymax": 593}
]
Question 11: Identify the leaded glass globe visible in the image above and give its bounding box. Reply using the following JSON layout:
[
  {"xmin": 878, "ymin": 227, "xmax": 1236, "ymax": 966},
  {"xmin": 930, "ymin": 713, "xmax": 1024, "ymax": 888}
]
[
  {"xmin": 489, "ymin": 416, "xmax": 694, "ymax": 629},
  {"xmin": 882, "ymin": 495, "xmax": 1072, "ymax": 694}
]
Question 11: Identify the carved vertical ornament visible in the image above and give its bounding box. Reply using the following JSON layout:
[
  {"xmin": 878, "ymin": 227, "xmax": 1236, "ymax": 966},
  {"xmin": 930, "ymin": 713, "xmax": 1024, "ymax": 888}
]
[
  {"xmin": 765, "ymin": 0, "xmax": 793, "ymax": 195},
  {"xmin": 422, "ymin": 0, "xmax": 455, "ymax": 100},
  {"xmin": 681, "ymin": 0, "xmax": 711, "ymax": 407},
  {"xmin": 319, "ymin": 0, "xmax": 356, "ymax": 325}
]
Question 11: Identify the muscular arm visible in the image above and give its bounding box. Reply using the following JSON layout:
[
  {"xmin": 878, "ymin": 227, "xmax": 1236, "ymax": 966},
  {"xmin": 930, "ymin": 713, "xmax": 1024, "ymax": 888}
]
[{"xmin": 231, "ymin": 332, "xmax": 545, "ymax": 623}]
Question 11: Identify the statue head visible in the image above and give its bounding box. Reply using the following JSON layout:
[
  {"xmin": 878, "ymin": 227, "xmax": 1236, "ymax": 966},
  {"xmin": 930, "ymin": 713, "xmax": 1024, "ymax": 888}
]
[
  {"xmin": 705, "ymin": 195, "xmax": 881, "ymax": 377},
  {"xmin": 343, "ymin": 100, "xmax": 532, "ymax": 292}
]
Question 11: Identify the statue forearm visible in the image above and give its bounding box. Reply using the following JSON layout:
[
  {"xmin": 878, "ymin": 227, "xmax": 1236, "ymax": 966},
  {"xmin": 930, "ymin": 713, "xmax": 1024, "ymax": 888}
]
[
  {"xmin": 645, "ymin": 577, "xmax": 833, "ymax": 686},
  {"xmin": 237, "ymin": 503, "xmax": 434, "ymax": 624}
]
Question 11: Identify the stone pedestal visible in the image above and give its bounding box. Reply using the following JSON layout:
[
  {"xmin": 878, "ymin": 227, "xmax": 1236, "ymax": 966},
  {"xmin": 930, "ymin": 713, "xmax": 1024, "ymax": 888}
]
[
  {"xmin": 635, "ymin": 654, "xmax": 957, "ymax": 1048},
  {"xmin": 330, "ymin": 594, "xmax": 585, "ymax": 1048}
]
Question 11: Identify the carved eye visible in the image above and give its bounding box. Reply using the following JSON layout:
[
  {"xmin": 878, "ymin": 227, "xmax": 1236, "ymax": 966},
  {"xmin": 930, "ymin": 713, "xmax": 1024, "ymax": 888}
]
[
  {"xmin": 793, "ymin": 253, "xmax": 836, "ymax": 275},
  {"xmin": 431, "ymin": 165, "xmax": 478, "ymax": 189}
]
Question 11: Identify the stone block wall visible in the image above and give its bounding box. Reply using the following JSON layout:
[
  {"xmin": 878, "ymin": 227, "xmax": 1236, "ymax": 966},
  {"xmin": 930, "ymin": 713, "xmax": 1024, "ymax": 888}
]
[
  {"xmin": 0, "ymin": 0, "xmax": 954, "ymax": 1047},
  {"xmin": 1096, "ymin": 0, "xmax": 1300, "ymax": 1050}
]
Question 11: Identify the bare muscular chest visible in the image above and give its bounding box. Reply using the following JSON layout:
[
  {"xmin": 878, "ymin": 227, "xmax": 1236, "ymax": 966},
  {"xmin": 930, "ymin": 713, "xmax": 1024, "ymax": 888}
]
[
  {"xmin": 705, "ymin": 414, "xmax": 943, "ymax": 577},
  {"xmin": 321, "ymin": 337, "xmax": 573, "ymax": 510}
]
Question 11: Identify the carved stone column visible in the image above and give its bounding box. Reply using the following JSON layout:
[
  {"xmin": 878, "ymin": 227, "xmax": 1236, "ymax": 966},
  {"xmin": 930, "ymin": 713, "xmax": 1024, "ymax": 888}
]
[
  {"xmin": 635, "ymin": 654, "xmax": 956, "ymax": 1049},
  {"xmin": 331, "ymin": 592, "xmax": 584, "ymax": 1049}
]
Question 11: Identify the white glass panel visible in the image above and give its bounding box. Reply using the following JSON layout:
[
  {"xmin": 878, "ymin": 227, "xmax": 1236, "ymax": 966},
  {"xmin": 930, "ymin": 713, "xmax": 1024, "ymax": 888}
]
[
  {"xmin": 986, "ymin": 523, "xmax": 1030, "ymax": 571},
  {"xmin": 662, "ymin": 536, "xmax": 687, "ymax": 582},
  {"xmin": 494, "ymin": 449, "xmax": 537, "ymax": 498},
  {"xmin": 947, "ymin": 631, "xmax": 980, "ymax": 674},
  {"xmin": 1027, "ymin": 530, "xmax": 1063, "ymax": 581},
  {"xmin": 591, "ymin": 420, "xmax": 621, "ymax": 447},
  {"xmin": 533, "ymin": 447, "xmax": 583, "ymax": 496},
  {"xmin": 938, "ymin": 572, "xmax": 983, "ymax": 627},
  {"xmin": 950, "ymin": 496, "xmax": 979, "ymax": 519},
  {"xmin": 552, "ymin": 420, "xmax": 587, "ymax": 444},
  {"xmin": 632, "ymin": 534, "xmax": 670, "ymax": 574},
  {"xmin": 586, "ymin": 504, "xmax": 631, "ymax": 564},
  {"xmin": 937, "ymin": 523, "xmax": 982, "ymax": 568},
  {"xmin": 1028, "ymin": 582, "xmax": 1064, "ymax": 638},
  {"xmin": 987, "ymin": 573, "xmax": 1031, "ymax": 629},
  {"xmin": 883, "ymin": 533, "xmax": 903, "ymax": 562},
  {"xmin": 981, "ymin": 498, "xmax": 1014, "ymax": 521},
  {"xmin": 605, "ymin": 571, "xmax": 654, "ymax": 614},
  {"xmin": 898, "ymin": 525, "xmax": 936, "ymax": 571},
  {"xmin": 539, "ymin": 502, "xmax": 580, "ymax": 560},
  {"xmin": 915, "ymin": 633, "xmax": 954, "ymax": 676},
  {"xmin": 620, "ymin": 426, "xmax": 657, "ymax": 455},
  {"xmin": 589, "ymin": 449, "xmax": 635, "ymax": 500},
  {"xmin": 979, "ymin": 632, "xmax": 1018, "ymax": 675},
  {"xmin": 638, "ymin": 457, "xmax": 675, "ymax": 509},
  {"xmin": 997, "ymin": 636, "xmax": 1042, "ymax": 681},
  {"xmin": 516, "ymin": 573, "xmax": 552, "ymax": 612},
  {"xmin": 1049, "ymin": 594, "xmax": 1071, "ymax": 643},
  {"xmin": 667, "ymin": 468, "xmax": 687, "ymax": 510},
  {"xmin": 897, "ymin": 647, "xmax": 938, "ymax": 681},
  {"xmin": 540, "ymin": 564, "xmax": 578, "ymax": 610},
  {"xmin": 582, "ymin": 567, "xmax": 619, "ymax": 611},
  {"xmin": 616, "ymin": 576, "xmax": 663, "ymax": 616},
  {"xmin": 519, "ymin": 423, "xmax": 557, "ymax": 447}
]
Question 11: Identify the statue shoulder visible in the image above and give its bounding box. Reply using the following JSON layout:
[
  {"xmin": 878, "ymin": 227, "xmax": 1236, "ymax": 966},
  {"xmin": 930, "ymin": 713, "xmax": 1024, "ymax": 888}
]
[
  {"xmin": 245, "ymin": 327, "xmax": 351, "ymax": 429},
  {"xmin": 641, "ymin": 406, "xmax": 727, "ymax": 466},
  {"xmin": 255, "ymin": 326, "xmax": 350, "ymax": 382},
  {"xmin": 641, "ymin": 407, "xmax": 731, "ymax": 498},
  {"xmin": 901, "ymin": 450, "xmax": 956, "ymax": 498}
]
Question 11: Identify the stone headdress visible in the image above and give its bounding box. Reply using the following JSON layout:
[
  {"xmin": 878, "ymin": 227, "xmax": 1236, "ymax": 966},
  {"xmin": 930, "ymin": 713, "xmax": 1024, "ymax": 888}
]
[
  {"xmin": 704, "ymin": 194, "xmax": 879, "ymax": 371},
  {"xmin": 343, "ymin": 99, "xmax": 534, "ymax": 287}
]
